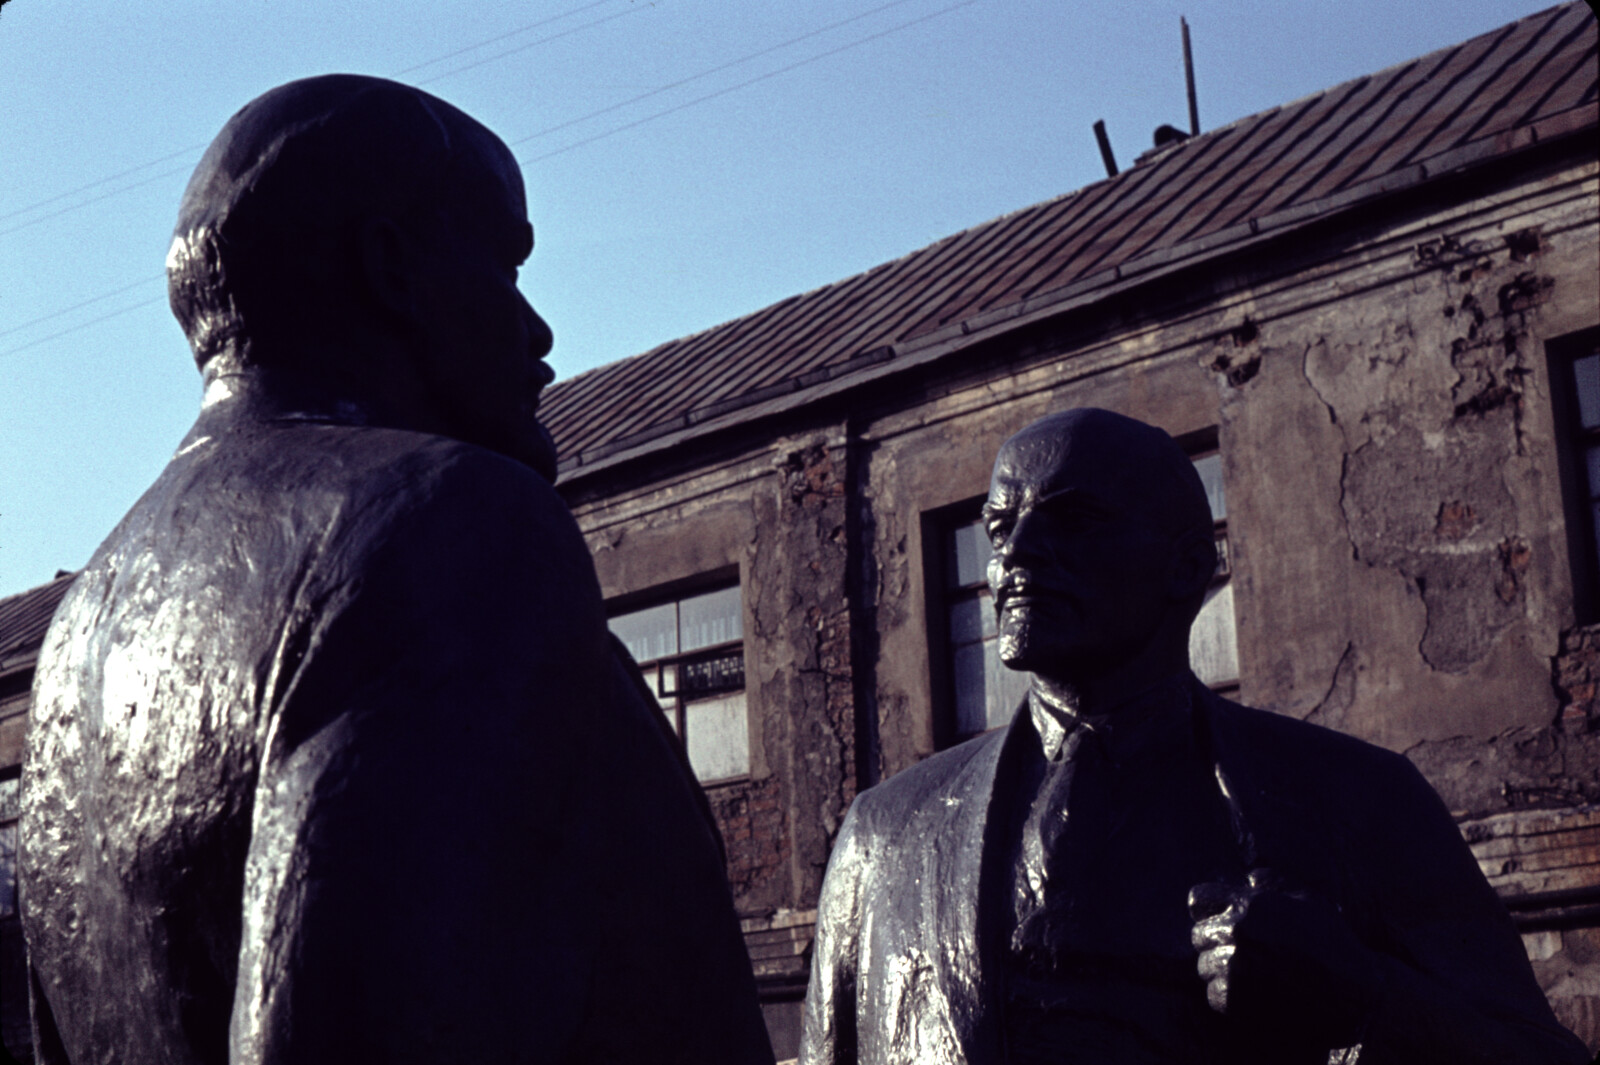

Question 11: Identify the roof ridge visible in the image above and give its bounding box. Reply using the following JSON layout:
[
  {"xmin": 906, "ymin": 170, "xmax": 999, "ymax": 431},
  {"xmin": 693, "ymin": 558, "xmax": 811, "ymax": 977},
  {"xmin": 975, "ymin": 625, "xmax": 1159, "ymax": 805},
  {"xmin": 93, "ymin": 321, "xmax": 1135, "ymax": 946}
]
[{"xmin": 543, "ymin": 1, "xmax": 1596, "ymax": 470}]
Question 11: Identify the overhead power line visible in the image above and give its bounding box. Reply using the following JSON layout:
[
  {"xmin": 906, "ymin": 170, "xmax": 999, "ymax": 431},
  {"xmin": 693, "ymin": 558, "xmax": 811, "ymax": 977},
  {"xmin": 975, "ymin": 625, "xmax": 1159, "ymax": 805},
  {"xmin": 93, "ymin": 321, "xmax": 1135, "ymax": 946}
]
[
  {"xmin": 0, "ymin": 273, "xmax": 166, "ymax": 340},
  {"xmin": 508, "ymin": 0, "xmax": 927, "ymax": 149},
  {"xmin": 0, "ymin": 144, "xmax": 208, "ymax": 225},
  {"xmin": 391, "ymin": 0, "xmax": 616, "ymax": 78},
  {"xmin": 415, "ymin": 4, "xmax": 646, "ymax": 87},
  {"xmin": 0, "ymin": 0, "xmax": 982, "ymax": 360},
  {"xmin": 520, "ymin": 0, "xmax": 979, "ymax": 165},
  {"xmin": 0, "ymin": 165, "xmax": 197, "ymax": 240},
  {"xmin": 0, "ymin": 295, "xmax": 170, "ymax": 359},
  {"xmin": 0, "ymin": 0, "xmax": 640, "ymax": 231}
]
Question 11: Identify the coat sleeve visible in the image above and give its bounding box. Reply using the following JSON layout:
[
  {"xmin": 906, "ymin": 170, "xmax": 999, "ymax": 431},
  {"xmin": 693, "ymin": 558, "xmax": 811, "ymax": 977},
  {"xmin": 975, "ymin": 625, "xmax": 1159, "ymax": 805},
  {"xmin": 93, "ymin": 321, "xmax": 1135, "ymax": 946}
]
[
  {"xmin": 800, "ymin": 797, "xmax": 871, "ymax": 1065},
  {"xmin": 1356, "ymin": 753, "xmax": 1590, "ymax": 1064}
]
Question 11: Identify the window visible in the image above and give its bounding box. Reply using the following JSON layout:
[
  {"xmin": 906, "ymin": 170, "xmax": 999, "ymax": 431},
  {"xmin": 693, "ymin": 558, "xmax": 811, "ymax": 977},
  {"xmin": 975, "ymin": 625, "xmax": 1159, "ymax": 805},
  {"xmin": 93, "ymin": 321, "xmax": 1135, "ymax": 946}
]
[
  {"xmin": 944, "ymin": 519, "xmax": 1032, "ymax": 738},
  {"xmin": 937, "ymin": 447, "xmax": 1238, "ymax": 744},
  {"xmin": 1551, "ymin": 329, "xmax": 1600, "ymax": 622},
  {"xmin": 609, "ymin": 585, "xmax": 750, "ymax": 783},
  {"xmin": 0, "ymin": 771, "xmax": 17, "ymax": 921},
  {"xmin": 1188, "ymin": 450, "xmax": 1239, "ymax": 691}
]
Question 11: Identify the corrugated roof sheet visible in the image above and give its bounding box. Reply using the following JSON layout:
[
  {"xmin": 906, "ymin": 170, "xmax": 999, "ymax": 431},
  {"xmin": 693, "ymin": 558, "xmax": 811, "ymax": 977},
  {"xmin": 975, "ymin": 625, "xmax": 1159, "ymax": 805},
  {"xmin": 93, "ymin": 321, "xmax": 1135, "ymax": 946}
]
[
  {"xmin": 0, "ymin": 573, "xmax": 75, "ymax": 672},
  {"xmin": 542, "ymin": 2, "xmax": 1598, "ymax": 474}
]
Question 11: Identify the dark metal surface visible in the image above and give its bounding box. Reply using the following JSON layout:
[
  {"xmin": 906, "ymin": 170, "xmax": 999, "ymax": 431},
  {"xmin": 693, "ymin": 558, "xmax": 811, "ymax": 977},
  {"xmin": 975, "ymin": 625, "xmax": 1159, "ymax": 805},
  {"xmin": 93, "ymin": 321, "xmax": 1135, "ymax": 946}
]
[
  {"xmin": 541, "ymin": 2, "xmax": 1597, "ymax": 475},
  {"xmin": 799, "ymin": 410, "xmax": 1590, "ymax": 1064},
  {"xmin": 20, "ymin": 75, "xmax": 772, "ymax": 1065}
]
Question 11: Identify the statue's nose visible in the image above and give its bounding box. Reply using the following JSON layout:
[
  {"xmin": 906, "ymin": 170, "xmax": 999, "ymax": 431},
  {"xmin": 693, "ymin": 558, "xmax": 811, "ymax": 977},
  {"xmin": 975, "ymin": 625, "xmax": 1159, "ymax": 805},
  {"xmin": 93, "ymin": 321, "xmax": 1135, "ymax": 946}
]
[{"xmin": 1001, "ymin": 512, "xmax": 1049, "ymax": 566}]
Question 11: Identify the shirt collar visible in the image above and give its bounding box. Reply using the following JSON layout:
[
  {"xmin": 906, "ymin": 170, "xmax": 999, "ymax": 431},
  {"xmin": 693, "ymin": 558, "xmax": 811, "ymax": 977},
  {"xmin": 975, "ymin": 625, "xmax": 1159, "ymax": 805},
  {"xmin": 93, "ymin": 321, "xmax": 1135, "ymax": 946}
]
[{"xmin": 1027, "ymin": 674, "xmax": 1195, "ymax": 764}]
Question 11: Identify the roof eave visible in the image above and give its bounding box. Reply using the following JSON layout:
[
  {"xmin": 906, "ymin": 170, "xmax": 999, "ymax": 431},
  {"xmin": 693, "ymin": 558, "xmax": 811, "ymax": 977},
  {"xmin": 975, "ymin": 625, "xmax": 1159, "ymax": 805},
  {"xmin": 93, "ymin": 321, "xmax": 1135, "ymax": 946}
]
[{"xmin": 554, "ymin": 101, "xmax": 1599, "ymax": 490}]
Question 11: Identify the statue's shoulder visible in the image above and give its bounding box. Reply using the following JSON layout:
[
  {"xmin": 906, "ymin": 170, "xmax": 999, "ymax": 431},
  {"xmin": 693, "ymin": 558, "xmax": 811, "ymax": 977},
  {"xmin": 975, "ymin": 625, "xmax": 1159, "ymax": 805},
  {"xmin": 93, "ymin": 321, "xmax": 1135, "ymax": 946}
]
[
  {"xmin": 850, "ymin": 728, "xmax": 1008, "ymax": 829},
  {"xmin": 190, "ymin": 419, "xmax": 569, "ymax": 528},
  {"xmin": 1204, "ymin": 691, "xmax": 1406, "ymax": 768},
  {"xmin": 1198, "ymin": 688, "xmax": 1425, "ymax": 814}
]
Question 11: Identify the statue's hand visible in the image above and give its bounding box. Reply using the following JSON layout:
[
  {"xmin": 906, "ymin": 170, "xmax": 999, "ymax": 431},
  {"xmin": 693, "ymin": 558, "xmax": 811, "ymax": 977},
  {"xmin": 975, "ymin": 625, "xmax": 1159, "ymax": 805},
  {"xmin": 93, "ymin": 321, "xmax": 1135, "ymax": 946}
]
[{"xmin": 1188, "ymin": 868, "xmax": 1382, "ymax": 1048}]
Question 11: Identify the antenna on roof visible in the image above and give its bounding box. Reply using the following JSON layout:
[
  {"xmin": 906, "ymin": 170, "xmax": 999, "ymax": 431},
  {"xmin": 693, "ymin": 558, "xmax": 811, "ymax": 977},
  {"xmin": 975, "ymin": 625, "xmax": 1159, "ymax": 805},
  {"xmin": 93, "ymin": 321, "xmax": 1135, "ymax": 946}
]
[
  {"xmin": 1182, "ymin": 16, "xmax": 1200, "ymax": 136},
  {"xmin": 1093, "ymin": 119, "xmax": 1119, "ymax": 178}
]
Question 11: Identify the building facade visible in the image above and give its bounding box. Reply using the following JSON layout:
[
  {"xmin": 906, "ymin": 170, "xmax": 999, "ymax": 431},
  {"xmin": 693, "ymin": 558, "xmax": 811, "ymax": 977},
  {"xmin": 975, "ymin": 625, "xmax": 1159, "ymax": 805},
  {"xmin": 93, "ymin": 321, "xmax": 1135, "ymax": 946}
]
[
  {"xmin": 539, "ymin": 4, "xmax": 1600, "ymax": 1054},
  {"xmin": 0, "ymin": 5, "xmax": 1596, "ymax": 1061}
]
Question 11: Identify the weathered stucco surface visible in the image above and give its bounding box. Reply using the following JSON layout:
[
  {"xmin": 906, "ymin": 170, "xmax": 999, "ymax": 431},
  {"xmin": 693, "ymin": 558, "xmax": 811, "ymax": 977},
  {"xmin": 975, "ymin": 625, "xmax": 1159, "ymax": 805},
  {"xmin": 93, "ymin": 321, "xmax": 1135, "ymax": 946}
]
[{"xmin": 561, "ymin": 156, "xmax": 1599, "ymax": 1051}]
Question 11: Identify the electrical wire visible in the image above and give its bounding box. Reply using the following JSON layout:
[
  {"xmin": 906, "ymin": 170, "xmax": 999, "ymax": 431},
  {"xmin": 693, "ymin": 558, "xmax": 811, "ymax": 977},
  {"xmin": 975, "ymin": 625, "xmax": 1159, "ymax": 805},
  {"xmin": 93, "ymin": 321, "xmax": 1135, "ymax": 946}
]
[
  {"xmin": 507, "ymin": 0, "xmax": 928, "ymax": 148},
  {"xmin": 520, "ymin": 0, "xmax": 979, "ymax": 165},
  {"xmin": 0, "ymin": 0, "xmax": 981, "ymax": 360},
  {"xmin": 414, "ymin": 4, "xmax": 646, "ymax": 87},
  {"xmin": 0, "ymin": 0, "xmax": 638, "ymax": 229},
  {"xmin": 0, "ymin": 273, "xmax": 166, "ymax": 340},
  {"xmin": 390, "ymin": 0, "xmax": 617, "ymax": 78},
  {"xmin": 0, "ymin": 295, "xmax": 170, "ymax": 359}
]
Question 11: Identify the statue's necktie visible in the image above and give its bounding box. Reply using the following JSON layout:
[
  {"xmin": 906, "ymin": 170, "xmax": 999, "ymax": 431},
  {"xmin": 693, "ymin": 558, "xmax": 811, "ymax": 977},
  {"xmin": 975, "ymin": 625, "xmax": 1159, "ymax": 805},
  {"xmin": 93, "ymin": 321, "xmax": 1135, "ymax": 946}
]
[{"xmin": 1014, "ymin": 725, "xmax": 1115, "ymax": 953}]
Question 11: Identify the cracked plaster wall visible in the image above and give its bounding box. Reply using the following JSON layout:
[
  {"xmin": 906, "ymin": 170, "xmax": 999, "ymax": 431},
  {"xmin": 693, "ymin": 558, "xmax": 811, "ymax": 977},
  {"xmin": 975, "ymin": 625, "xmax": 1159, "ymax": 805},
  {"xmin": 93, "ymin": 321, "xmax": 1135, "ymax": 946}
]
[
  {"xmin": 573, "ymin": 431, "xmax": 859, "ymax": 915},
  {"xmin": 1218, "ymin": 192, "xmax": 1600, "ymax": 814}
]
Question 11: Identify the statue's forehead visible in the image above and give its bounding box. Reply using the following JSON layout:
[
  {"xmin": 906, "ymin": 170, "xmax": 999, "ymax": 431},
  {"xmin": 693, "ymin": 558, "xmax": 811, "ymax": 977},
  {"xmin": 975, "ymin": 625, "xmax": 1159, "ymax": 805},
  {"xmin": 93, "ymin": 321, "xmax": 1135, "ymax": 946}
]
[{"xmin": 991, "ymin": 428, "xmax": 1106, "ymax": 497}]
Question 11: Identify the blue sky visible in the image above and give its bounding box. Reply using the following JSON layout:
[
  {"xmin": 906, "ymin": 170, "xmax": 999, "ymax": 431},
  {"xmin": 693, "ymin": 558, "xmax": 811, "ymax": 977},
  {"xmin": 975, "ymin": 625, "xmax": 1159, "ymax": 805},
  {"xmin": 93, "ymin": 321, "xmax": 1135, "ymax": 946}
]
[{"xmin": 0, "ymin": 0, "xmax": 1565, "ymax": 597}]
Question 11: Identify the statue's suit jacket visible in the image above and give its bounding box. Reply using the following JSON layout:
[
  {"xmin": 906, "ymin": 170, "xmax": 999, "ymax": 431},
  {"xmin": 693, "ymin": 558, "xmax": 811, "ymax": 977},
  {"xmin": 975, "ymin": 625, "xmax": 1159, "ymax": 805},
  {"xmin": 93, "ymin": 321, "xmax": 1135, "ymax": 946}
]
[
  {"xmin": 22, "ymin": 395, "xmax": 773, "ymax": 1065},
  {"xmin": 799, "ymin": 678, "xmax": 1584, "ymax": 1065}
]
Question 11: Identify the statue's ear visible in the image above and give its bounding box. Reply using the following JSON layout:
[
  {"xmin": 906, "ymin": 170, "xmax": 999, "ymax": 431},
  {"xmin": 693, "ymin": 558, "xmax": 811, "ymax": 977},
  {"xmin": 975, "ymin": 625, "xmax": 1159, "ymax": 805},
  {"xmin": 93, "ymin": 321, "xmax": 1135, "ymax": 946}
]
[
  {"xmin": 358, "ymin": 215, "xmax": 419, "ymax": 322},
  {"xmin": 1169, "ymin": 529, "xmax": 1218, "ymax": 602}
]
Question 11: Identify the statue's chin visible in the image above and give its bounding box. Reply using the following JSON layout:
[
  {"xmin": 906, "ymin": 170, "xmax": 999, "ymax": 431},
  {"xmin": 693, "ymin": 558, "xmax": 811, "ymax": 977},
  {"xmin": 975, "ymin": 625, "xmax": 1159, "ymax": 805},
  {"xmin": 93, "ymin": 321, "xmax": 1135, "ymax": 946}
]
[{"xmin": 524, "ymin": 422, "xmax": 559, "ymax": 482}]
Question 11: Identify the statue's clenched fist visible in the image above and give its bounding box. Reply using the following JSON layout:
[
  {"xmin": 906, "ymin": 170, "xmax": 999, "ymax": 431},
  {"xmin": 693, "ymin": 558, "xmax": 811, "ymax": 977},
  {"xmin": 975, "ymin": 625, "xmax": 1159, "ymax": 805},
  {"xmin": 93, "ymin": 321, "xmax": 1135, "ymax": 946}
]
[{"xmin": 1188, "ymin": 868, "xmax": 1384, "ymax": 1050}]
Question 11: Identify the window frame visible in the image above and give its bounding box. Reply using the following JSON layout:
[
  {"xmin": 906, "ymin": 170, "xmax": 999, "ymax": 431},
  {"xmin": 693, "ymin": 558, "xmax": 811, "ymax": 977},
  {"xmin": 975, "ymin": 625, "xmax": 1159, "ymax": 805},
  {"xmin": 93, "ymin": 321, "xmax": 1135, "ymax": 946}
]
[
  {"xmin": 1547, "ymin": 327, "xmax": 1600, "ymax": 624},
  {"xmin": 1183, "ymin": 443, "xmax": 1240, "ymax": 697},
  {"xmin": 0, "ymin": 766, "xmax": 19, "ymax": 922},
  {"xmin": 608, "ymin": 579, "xmax": 752, "ymax": 787}
]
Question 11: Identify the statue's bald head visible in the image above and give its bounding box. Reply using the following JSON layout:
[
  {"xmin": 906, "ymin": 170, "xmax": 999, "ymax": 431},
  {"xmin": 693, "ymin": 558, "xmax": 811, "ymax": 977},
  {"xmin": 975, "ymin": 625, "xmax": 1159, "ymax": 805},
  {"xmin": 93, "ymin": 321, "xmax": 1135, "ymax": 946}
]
[
  {"xmin": 994, "ymin": 409, "xmax": 1214, "ymax": 545},
  {"xmin": 167, "ymin": 75, "xmax": 519, "ymax": 368}
]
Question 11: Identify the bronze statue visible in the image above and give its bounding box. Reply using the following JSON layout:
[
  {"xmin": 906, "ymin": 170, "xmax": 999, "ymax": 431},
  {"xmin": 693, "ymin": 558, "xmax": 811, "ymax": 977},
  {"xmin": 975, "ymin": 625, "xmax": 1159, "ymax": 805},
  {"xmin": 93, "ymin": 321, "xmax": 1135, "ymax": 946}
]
[
  {"xmin": 21, "ymin": 75, "xmax": 773, "ymax": 1065},
  {"xmin": 800, "ymin": 409, "xmax": 1586, "ymax": 1064}
]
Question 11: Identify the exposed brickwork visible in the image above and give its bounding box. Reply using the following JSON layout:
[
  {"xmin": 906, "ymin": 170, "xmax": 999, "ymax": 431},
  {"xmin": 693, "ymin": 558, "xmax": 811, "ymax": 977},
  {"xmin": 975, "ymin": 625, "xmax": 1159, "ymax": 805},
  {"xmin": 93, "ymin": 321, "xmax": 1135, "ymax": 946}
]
[
  {"xmin": 710, "ymin": 774, "xmax": 790, "ymax": 904},
  {"xmin": 1555, "ymin": 623, "xmax": 1600, "ymax": 733},
  {"xmin": 738, "ymin": 908, "xmax": 817, "ymax": 985}
]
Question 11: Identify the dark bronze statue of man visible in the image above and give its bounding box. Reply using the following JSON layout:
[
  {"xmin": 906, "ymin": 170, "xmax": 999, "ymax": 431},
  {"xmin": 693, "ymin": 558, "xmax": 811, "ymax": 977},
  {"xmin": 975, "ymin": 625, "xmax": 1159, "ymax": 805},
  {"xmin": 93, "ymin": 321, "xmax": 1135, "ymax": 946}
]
[
  {"xmin": 800, "ymin": 409, "xmax": 1586, "ymax": 1064},
  {"xmin": 21, "ymin": 75, "xmax": 773, "ymax": 1065}
]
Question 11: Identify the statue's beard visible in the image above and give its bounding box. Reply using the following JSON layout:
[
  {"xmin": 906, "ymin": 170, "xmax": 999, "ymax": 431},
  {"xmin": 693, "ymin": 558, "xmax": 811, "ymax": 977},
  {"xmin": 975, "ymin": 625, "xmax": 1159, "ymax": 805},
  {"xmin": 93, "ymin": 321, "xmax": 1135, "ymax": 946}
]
[{"xmin": 996, "ymin": 598, "xmax": 1136, "ymax": 682}]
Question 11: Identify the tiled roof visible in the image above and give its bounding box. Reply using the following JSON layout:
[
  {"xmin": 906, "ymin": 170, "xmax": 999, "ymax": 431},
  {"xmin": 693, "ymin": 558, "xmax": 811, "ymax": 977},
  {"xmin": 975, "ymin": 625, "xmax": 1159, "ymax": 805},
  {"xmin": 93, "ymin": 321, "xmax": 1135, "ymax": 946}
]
[
  {"xmin": 0, "ymin": 572, "xmax": 75, "ymax": 673},
  {"xmin": 543, "ymin": 2, "xmax": 1598, "ymax": 476}
]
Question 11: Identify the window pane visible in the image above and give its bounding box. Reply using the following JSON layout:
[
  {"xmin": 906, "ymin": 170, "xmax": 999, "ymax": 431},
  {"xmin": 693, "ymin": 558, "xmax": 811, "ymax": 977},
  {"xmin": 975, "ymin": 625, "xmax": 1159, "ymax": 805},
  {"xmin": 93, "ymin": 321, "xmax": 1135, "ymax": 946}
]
[
  {"xmin": 952, "ymin": 642, "xmax": 992, "ymax": 736},
  {"xmin": 986, "ymin": 644, "xmax": 1032, "ymax": 732},
  {"xmin": 1591, "ymin": 501, "xmax": 1600, "ymax": 580},
  {"xmin": 948, "ymin": 520, "xmax": 993, "ymax": 590},
  {"xmin": 679, "ymin": 585, "xmax": 742, "ymax": 653},
  {"xmin": 1193, "ymin": 452, "xmax": 1226, "ymax": 522},
  {"xmin": 0, "ymin": 777, "xmax": 17, "ymax": 821},
  {"xmin": 1191, "ymin": 582, "xmax": 1239, "ymax": 686},
  {"xmin": 0, "ymin": 821, "xmax": 15, "ymax": 919},
  {"xmin": 609, "ymin": 602, "xmax": 678, "ymax": 664},
  {"xmin": 685, "ymin": 692, "xmax": 750, "ymax": 781},
  {"xmin": 948, "ymin": 595, "xmax": 994, "ymax": 646},
  {"xmin": 1576, "ymin": 354, "xmax": 1600, "ymax": 429},
  {"xmin": 680, "ymin": 648, "xmax": 745, "ymax": 696},
  {"xmin": 953, "ymin": 639, "xmax": 1030, "ymax": 736},
  {"xmin": 1585, "ymin": 444, "xmax": 1600, "ymax": 499}
]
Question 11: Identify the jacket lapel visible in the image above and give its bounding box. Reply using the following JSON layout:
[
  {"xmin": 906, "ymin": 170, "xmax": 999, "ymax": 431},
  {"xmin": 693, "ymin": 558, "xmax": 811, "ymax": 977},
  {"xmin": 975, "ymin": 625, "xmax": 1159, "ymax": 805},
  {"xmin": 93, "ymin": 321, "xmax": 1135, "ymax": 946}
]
[{"xmin": 923, "ymin": 703, "xmax": 1032, "ymax": 1061}]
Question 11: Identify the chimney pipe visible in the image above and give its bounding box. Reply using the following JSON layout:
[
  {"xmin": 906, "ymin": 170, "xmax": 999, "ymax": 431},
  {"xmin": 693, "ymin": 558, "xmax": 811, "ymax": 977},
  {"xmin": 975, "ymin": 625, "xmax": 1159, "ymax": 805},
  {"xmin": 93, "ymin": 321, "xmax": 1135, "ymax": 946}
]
[
  {"xmin": 1182, "ymin": 16, "xmax": 1200, "ymax": 136},
  {"xmin": 1093, "ymin": 119, "xmax": 1119, "ymax": 177}
]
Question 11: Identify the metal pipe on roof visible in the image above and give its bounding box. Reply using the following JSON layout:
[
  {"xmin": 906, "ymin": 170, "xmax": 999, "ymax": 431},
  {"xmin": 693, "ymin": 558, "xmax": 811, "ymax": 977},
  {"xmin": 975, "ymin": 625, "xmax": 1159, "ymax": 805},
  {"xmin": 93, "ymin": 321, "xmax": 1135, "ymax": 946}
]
[
  {"xmin": 1182, "ymin": 16, "xmax": 1200, "ymax": 136},
  {"xmin": 1093, "ymin": 119, "xmax": 1119, "ymax": 177}
]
